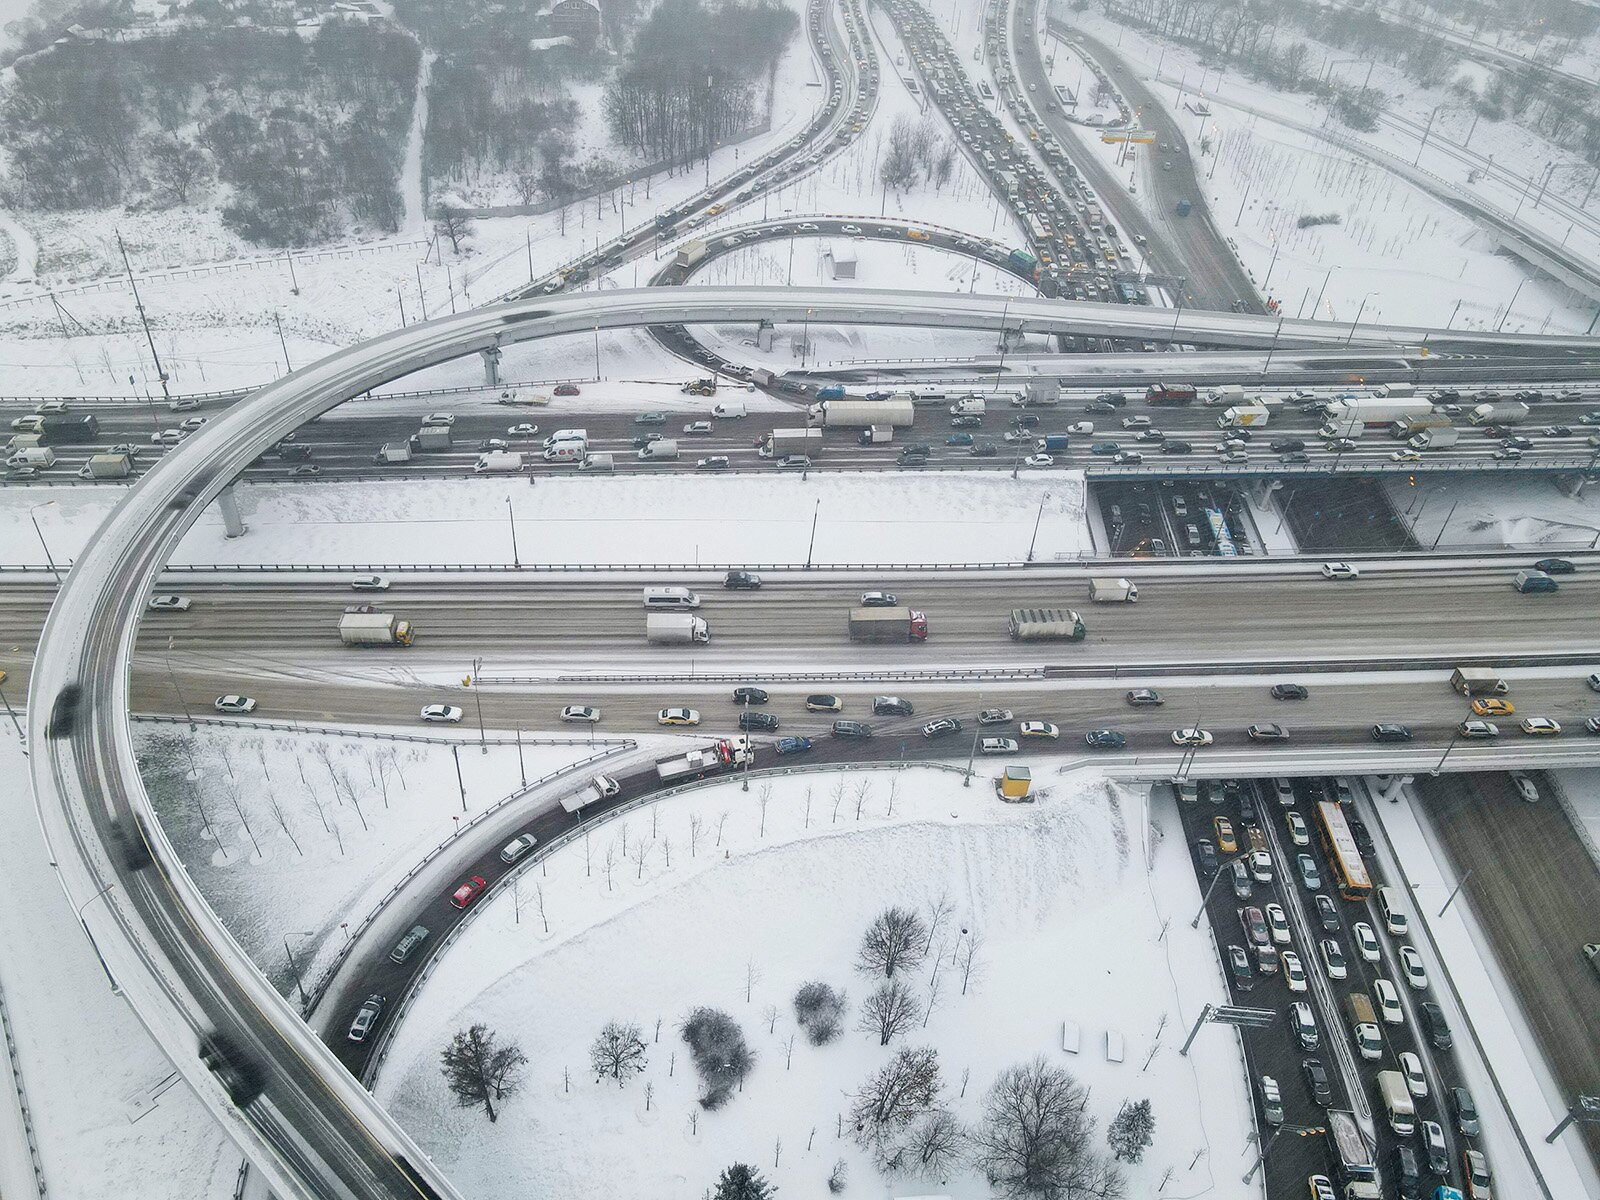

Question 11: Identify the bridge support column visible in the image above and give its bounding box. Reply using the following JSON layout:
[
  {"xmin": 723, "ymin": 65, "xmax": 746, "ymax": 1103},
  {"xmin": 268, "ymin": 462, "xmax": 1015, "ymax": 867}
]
[
  {"xmin": 479, "ymin": 346, "xmax": 502, "ymax": 387},
  {"xmin": 999, "ymin": 327, "xmax": 1024, "ymax": 351},
  {"xmin": 755, "ymin": 320, "xmax": 776, "ymax": 352},
  {"xmin": 1374, "ymin": 774, "xmax": 1412, "ymax": 803},
  {"xmin": 1555, "ymin": 473, "xmax": 1591, "ymax": 499},
  {"xmin": 217, "ymin": 485, "xmax": 247, "ymax": 539}
]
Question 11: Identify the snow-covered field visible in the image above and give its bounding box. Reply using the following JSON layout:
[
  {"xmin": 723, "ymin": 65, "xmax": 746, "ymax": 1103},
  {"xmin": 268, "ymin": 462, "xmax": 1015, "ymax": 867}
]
[
  {"xmin": 375, "ymin": 767, "xmax": 1257, "ymax": 1199},
  {"xmin": 1, "ymin": 472, "xmax": 1091, "ymax": 568},
  {"xmin": 1381, "ymin": 472, "xmax": 1600, "ymax": 551},
  {"xmin": 0, "ymin": 733, "xmax": 237, "ymax": 1200}
]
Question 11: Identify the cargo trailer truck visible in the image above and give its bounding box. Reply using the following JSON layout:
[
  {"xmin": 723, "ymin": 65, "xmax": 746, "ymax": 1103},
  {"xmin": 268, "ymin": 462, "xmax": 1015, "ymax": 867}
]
[
  {"xmin": 647, "ymin": 612, "xmax": 710, "ymax": 644},
  {"xmin": 656, "ymin": 739, "xmax": 752, "ymax": 783},
  {"xmin": 1008, "ymin": 608, "xmax": 1087, "ymax": 640},
  {"xmin": 81, "ymin": 452, "xmax": 131, "ymax": 479},
  {"xmin": 807, "ymin": 399, "xmax": 916, "ymax": 428},
  {"xmin": 338, "ymin": 612, "xmax": 415, "ymax": 647},
  {"xmin": 848, "ymin": 607, "xmax": 929, "ymax": 642},
  {"xmin": 1469, "ymin": 401, "xmax": 1531, "ymax": 425},
  {"xmin": 1326, "ymin": 1110, "xmax": 1380, "ymax": 1200}
]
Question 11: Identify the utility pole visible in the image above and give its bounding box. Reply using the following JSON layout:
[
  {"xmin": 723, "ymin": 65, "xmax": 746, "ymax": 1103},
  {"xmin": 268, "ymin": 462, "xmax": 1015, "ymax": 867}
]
[
  {"xmin": 273, "ymin": 311, "xmax": 292, "ymax": 374},
  {"xmin": 1191, "ymin": 851, "xmax": 1250, "ymax": 928},
  {"xmin": 471, "ymin": 657, "xmax": 487, "ymax": 752},
  {"xmin": 1026, "ymin": 491, "xmax": 1051, "ymax": 562},
  {"xmin": 284, "ymin": 933, "xmax": 313, "ymax": 1007},
  {"xmin": 117, "ymin": 230, "xmax": 171, "ymax": 402},
  {"xmin": 451, "ymin": 743, "xmax": 468, "ymax": 812},
  {"xmin": 507, "ymin": 497, "xmax": 520, "ymax": 568}
]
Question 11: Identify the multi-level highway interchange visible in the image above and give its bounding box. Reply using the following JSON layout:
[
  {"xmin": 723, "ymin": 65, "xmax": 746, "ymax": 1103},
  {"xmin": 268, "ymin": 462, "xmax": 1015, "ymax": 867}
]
[{"xmin": 5, "ymin": 0, "xmax": 1600, "ymax": 1198}]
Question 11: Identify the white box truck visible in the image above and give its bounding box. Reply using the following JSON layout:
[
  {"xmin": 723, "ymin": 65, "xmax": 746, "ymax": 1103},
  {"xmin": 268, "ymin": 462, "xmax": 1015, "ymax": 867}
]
[
  {"xmin": 1205, "ymin": 384, "xmax": 1246, "ymax": 407},
  {"xmin": 374, "ymin": 442, "xmax": 413, "ymax": 464},
  {"xmin": 1088, "ymin": 577, "xmax": 1138, "ymax": 602},
  {"xmin": 1408, "ymin": 427, "xmax": 1458, "ymax": 449},
  {"xmin": 646, "ymin": 612, "xmax": 709, "ymax": 644},
  {"xmin": 338, "ymin": 612, "xmax": 415, "ymax": 647},
  {"xmin": 80, "ymin": 452, "xmax": 131, "ymax": 479},
  {"xmin": 1217, "ymin": 403, "xmax": 1270, "ymax": 428}
]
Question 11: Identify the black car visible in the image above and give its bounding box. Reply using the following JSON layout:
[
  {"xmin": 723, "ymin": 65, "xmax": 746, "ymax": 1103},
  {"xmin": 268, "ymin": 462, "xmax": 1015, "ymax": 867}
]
[
  {"xmin": 1347, "ymin": 817, "xmax": 1375, "ymax": 858},
  {"xmin": 1270, "ymin": 683, "xmax": 1309, "ymax": 701},
  {"xmin": 1450, "ymin": 1085, "xmax": 1481, "ymax": 1136},
  {"xmin": 1420, "ymin": 1001, "xmax": 1453, "ymax": 1049},
  {"xmin": 739, "ymin": 711, "xmax": 779, "ymax": 731},
  {"xmin": 1227, "ymin": 944, "xmax": 1253, "ymax": 991},
  {"xmin": 1301, "ymin": 1057, "xmax": 1331, "ymax": 1106},
  {"xmin": 831, "ymin": 719, "xmax": 873, "ymax": 738},
  {"xmin": 1280, "ymin": 452, "xmax": 1311, "ymax": 464},
  {"xmin": 1160, "ymin": 439, "xmax": 1194, "ymax": 454},
  {"xmin": 951, "ymin": 414, "xmax": 984, "ymax": 428},
  {"xmin": 1195, "ymin": 838, "xmax": 1218, "ymax": 875},
  {"xmin": 1247, "ymin": 723, "xmax": 1290, "ymax": 742},
  {"xmin": 1534, "ymin": 557, "xmax": 1576, "ymax": 574},
  {"xmin": 1394, "ymin": 1145, "xmax": 1422, "ymax": 1200},
  {"xmin": 1269, "ymin": 437, "xmax": 1306, "ymax": 454},
  {"xmin": 724, "ymin": 570, "xmax": 763, "ymax": 589},
  {"xmin": 1011, "ymin": 414, "xmax": 1041, "ymax": 428},
  {"xmin": 1238, "ymin": 790, "xmax": 1257, "ymax": 824},
  {"xmin": 732, "ymin": 686, "xmax": 769, "ymax": 705},
  {"xmin": 872, "ymin": 696, "xmax": 915, "ymax": 716},
  {"xmin": 1097, "ymin": 392, "xmax": 1128, "ymax": 406},
  {"xmin": 1314, "ymin": 893, "xmax": 1340, "ymax": 932},
  {"xmin": 970, "ymin": 441, "xmax": 999, "ymax": 457},
  {"xmin": 1084, "ymin": 729, "xmax": 1127, "ymax": 749},
  {"xmin": 1370, "ymin": 723, "xmax": 1413, "ymax": 742}
]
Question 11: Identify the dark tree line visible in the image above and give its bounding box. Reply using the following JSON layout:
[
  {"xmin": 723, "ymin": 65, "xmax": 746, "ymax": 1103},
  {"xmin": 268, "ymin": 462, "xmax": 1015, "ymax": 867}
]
[{"xmin": 0, "ymin": 20, "xmax": 419, "ymax": 242}]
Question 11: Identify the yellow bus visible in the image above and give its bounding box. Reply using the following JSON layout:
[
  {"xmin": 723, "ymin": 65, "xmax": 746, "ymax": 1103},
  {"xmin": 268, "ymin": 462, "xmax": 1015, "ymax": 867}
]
[{"xmin": 1316, "ymin": 800, "xmax": 1372, "ymax": 899}]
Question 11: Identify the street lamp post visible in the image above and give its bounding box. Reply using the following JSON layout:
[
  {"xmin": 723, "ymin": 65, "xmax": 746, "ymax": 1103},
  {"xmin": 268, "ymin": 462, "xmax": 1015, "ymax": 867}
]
[
  {"xmin": 1026, "ymin": 492, "xmax": 1051, "ymax": 562},
  {"xmin": 284, "ymin": 932, "xmax": 314, "ymax": 1008},
  {"xmin": 29, "ymin": 501, "xmax": 60, "ymax": 583},
  {"xmin": 1191, "ymin": 850, "xmax": 1251, "ymax": 928},
  {"xmin": 1344, "ymin": 292, "xmax": 1376, "ymax": 346},
  {"xmin": 0, "ymin": 675, "xmax": 21, "ymax": 742},
  {"xmin": 471, "ymin": 657, "xmax": 487, "ymax": 752},
  {"xmin": 507, "ymin": 497, "xmax": 520, "ymax": 568}
]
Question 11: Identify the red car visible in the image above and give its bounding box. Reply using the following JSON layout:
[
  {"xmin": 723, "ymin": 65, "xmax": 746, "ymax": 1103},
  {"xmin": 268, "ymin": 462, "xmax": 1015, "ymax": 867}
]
[
  {"xmin": 450, "ymin": 875, "xmax": 488, "ymax": 909},
  {"xmin": 554, "ymin": 383, "xmax": 580, "ymax": 396}
]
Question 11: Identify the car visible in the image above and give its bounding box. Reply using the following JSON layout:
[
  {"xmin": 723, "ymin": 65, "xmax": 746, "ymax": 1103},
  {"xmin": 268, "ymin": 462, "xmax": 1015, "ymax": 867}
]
[
  {"xmin": 970, "ymin": 441, "xmax": 999, "ymax": 457},
  {"xmin": 213, "ymin": 695, "xmax": 257, "ymax": 714},
  {"xmin": 1458, "ymin": 719, "xmax": 1499, "ymax": 738},
  {"xmin": 683, "ymin": 421, "xmax": 713, "ymax": 436},
  {"xmin": 1307, "ymin": 1176, "xmax": 1336, "ymax": 1200},
  {"xmin": 1271, "ymin": 683, "xmax": 1308, "ymax": 701},
  {"xmin": 657, "ymin": 708, "xmax": 700, "ymax": 726},
  {"xmin": 1391, "ymin": 449, "xmax": 1422, "ymax": 462},
  {"xmin": 1420, "ymin": 1000, "xmax": 1453, "ymax": 1050},
  {"xmin": 1313, "ymin": 893, "xmax": 1340, "ymax": 932},
  {"xmin": 1090, "ymin": 441, "xmax": 1121, "ymax": 455},
  {"xmin": 978, "ymin": 708, "xmax": 1013, "ymax": 725},
  {"xmin": 388, "ymin": 924, "xmax": 430, "ymax": 964},
  {"xmin": 291, "ymin": 463, "xmax": 321, "ymax": 476},
  {"xmin": 633, "ymin": 412, "xmax": 668, "ymax": 425},
  {"xmin": 1420, "ymin": 1120, "xmax": 1449, "ymax": 1175},
  {"xmin": 724, "ymin": 570, "xmax": 762, "ymax": 590},
  {"xmin": 1164, "ymin": 440, "xmax": 1196, "ymax": 455},
  {"xmin": 1247, "ymin": 723, "xmax": 1290, "ymax": 742},
  {"xmin": 1265, "ymin": 902, "xmax": 1291, "ymax": 944},
  {"xmin": 1534, "ymin": 557, "xmax": 1575, "ymax": 574},
  {"xmin": 1370, "ymin": 723, "xmax": 1413, "ymax": 742},
  {"xmin": 1297, "ymin": 854, "xmax": 1322, "ymax": 890},
  {"xmin": 508, "ymin": 423, "xmax": 539, "ymax": 435},
  {"xmin": 1019, "ymin": 721, "xmax": 1059, "ymax": 739},
  {"xmin": 923, "ymin": 717, "xmax": 963, "ymax": 738},
  {"xmin": 806, "ymin": 694, "xmax": 843, "ymax": 712},
  {"xmin": 150, "ymin": 428, "xmax": 184, "ymax": 444},
  {"xmin": 696, "ymin": 455, "xmax": 731, "ymax": 471},
  {"xmin": 450, "ymin": 875, "xmax": 488, "ymax": 908},
  {"xmin": 859, "ymin": 591, "xmax": 897, "ymax": 606},
  {"xmin": 1114, "ymin": 450, "xmax": 1144, "ymax": 464},
  {"xmin": 1084, "ymin": 729, "xmax": 1127, "ymax": 749},
  {"xmin": 739, "ymin": 711, "xmax": 779, "ymax": 731},
  {"xmin": 729, "ymin": 687, "xmax": 770, "ymax": 707},
  {"xmin": 1510, "ymin": 771, "xmax": 1539, "ymax": 802},
  {"xmin": 1462, "ymin": 1149, "xmax": 1492, "ymax": 1200},
  {"xmin": 1353, "ymin": 921, "xmax": 1380, "ymax": 962},
  {"xmin": 1500, "ymin": 434, "xmax": 1533, "ymax": 450},
  {"xmin": 1352, "ymin": 1018, "xmax": 1383, "ymax": 1060},
  {"xmin": 420, "ymin": 704, "xmax": 464, "ymax": 723},
  {"xmin": 980, "ymin": 737, "xmax": 1020, "ymax": 754},
  {"xmin": 1325, "ymin": 437, "xmax": 1357, "ymax": 452},
  {"xmin": 951, "ymin": 414, "xmax": 983, "ymax": 429},
  {"xmin": 1320, "ymin": 938, "xmax": 1347, "ymax": 980},
  {"xmin": 1321, "ymin": 562, "xmax": 1360, "ymax": 579},
  {"xmin": 500, "ymin": 833, "xmax": 539, "ymax": 863},
  {"xmin": 1286, "ymin": 811, "xmax": 1310, "ymax": 846},
  {"xmin": 478, "ymin": 438, "xmax": 510, "ymax": 452},
  {"xmin": 422, "ymin": 412, "xmax": 455, "ymax": 426},
  {"xmin": 1471, "ymin": 697, "xmax": 1513, "ymax": 716},
  {"xmin": 774, "ymin": 735, "xmax": 813, "ymax": 755},
  {"xmin": 347, "ymin": 994, "xmax": 386, "ymax": 1042},
  {"xmin": 1023, "ymin": 453, "xmax": 1054, "ymax": 467},
  {"xmin": 1248, "ymin": 850, "xmax": 1273, "ymax": 882},
  {"xmin": 351, "ymin": 575, "xmax": 390, "ymax": 592},
  {"xmin": 147, "ymin": 594, "xmax": 192, "ymax": 612},
  {"xmin": 554, "ymin": 382, "xmax": 581, "ymax": 396},
  {"xmin": 1302, "ymin": 1057, "xmax": 1331, "ymax": 1105},
  {"xmin": 831, "ymin": 719, "xmax": 872, "ymax": 738},
  {"xmin": 1451, "ymin": 1085, "xmax": 1482, "ymax": 1137},
  {"xmin": 1121, "ymin": 415, "xmax": 1152, "ymax": 429},
  {"xmin": 1374, "ymin": 977, "xmax": 1403, "ymax": 1024},
  {"xmin": 1260, "ymin": 1074, "xmax": 1284, "ymax": 1125},
  {"xmin": 1125, "ymin": 689, "xmax": 1164, "ymax": 706},
  {"xmin": 1227, "ymin": 944, "xmax": 1253, "ymax": 990},
  {"xmin": 1520, "ymin": 716, "xmax": 1561, "ymax": 735},
  {"xmin": 1195, "ymin": 838, "xmax": 1218, "ymax": 875},
  {"xmin": 1291, "ymin": 1001, "xmax": 1319, "ymax": 1050},
  {"xmin": 840, "ymin": 224, "xmax": 862, "ymax": 234},
  {"xmin": 1493, "ymin": 446, "xmax": 1521, "ymax": 460},
  {"xmin": 871, "ymin": 696, "xmax": 915, "ymax": 717},
  {"xmin": 1171, "ymin": 727, "xmax": 1213, "ymax": 747},
  {"xmin": 1399, "ymin": 945, "xmax": 1428, "ymax": 989},
  {"xmin": 1273, "ymin": 779, "xmax": 1296, "ymax": 807},
  {"xmin": 1213, "ymin": 816, "xmax": 1237, "ymax": 854}
]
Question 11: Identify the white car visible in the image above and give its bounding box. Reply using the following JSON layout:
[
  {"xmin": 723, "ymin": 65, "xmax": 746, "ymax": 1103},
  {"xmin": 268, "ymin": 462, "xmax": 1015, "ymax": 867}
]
[
  {"xmin": 1265, "ymin": 902, "xmax": 1292, "ymax": 945},
  {"xmin": 147, "ymin": 595, "xmax": 192, "ymax": 612},
  {"xmin": 840, "ymin": 224, "xmax": 862, "ymax": 234},
  {"xmin": 1510, "ymin": 771, "xmax": 1539, "ymax": 802},
  {"xmin": 151, "ymin": 429, "xmax": 184, "ymax": 444},
  {"xmin": 561, "ymin": 705, "xmax": 602, "ymax": 723},
  {"xmin": 1171, "ymin": 727, "xmax": 1213, "ymax": 747},
  {"xmin": 1374, "ymin": 978, "xmax": 1404, "ymax": 1025},
  {"xmin": 508, "ymin": 423, "xmax": 539, "ymax": 435},
  {"xmin": 1353, "ymin": 922, "xmax": 1381, "ymax": 962},
  {"xmin": 1320, "ymin": 938, "xmax": 1347, "ymax": 980},
  {"xmin": 1286, "ymin": 811, "xmax": 1310, "ymax": 846},
  {"xmin": 1121, "ymin": 415, "xmax": 1151, "ymax": 429},
  {"xmin": 1519, "ymin": 717, "xmax": 1561, "ymax": 736},
  {"xmin": 658, "ymin": 707, "xmax": 700, "ymax": 726},
  {"xmin": 1067, "ymin": 421, "xmax": 1094, "ymax": 434},
  {"xmin": 1399, "ymin": 945, "xmax": 1428, "ymax": 990},
  {"xmin": 1354, "ymin": 1021, "xmax": 1383, "ymax": 1061},
  {"xmin": 1399, "ymin": 1051, "xmax": 1429, "ymax": 1098},
  {"xmin": 351, "ymin": 575, "xmax": 390, "ymax": 591},
  {"xmin": 214, "ymin": 695, "xmax": 257, "ymax": 714},
  {"xmin": 859, "ymin": 591, "xmax": 898, "ymax": 606},
  {"xmin": 979, "ymin": 737, "xmax": 1020, "ymax": 755},
  {"xmin": 1321, "ymin": 561, "xmax": 1360, "ymax": 579},
  {"xmin": 978, "ymin": 708, "xmax": 1014, "ymax": 725},
  {"xmin": 1390, "ymin": 449, "xmax": 1421, "ymax": 462},
  {"xmin": 34, "ymin": 400, "xmax": 68, "ymax": 414},
  {"xmin": 1019, "ymin": 721, "xmax": 1059, "ymax": 739},
  {"xmin": 420, "ymin": 704, "xmax": 463, "ymax": 723},
  {"xmin": 422, "ymin": 412, "xmax": 455, "ymax": 426},
  {"xmin": 180, "ymin": 416, "xmax": 208, "ymax": 430},
  {"xmin": 499, "ymin": 833, "xmax": 539, "ymax": 864},
  {"xmin": 1281, "ymin": 950, "xmax": 1307, "ymax": 993},
  {"xmin": 1023, "ymin": 453, "xmax": 1054, "ymax": 467}
]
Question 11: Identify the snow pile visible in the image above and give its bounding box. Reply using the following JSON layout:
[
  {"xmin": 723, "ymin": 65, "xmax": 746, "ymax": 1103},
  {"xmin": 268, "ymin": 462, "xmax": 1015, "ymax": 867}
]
[{"xmin": 375, "ymin": 767, "xmax": 1254, "ymax": 1199}]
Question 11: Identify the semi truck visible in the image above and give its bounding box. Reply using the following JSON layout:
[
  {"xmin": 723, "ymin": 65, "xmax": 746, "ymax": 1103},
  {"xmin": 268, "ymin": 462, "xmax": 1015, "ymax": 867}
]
[
  {"xmin": 1324, "ymin": 398, "xmax": 1435, "ymax": 426},
  {"xmin": 763, "ymin": 428, "xmax": 824, "ymax": 458},
  {"xmin": 1217, "ymin": 403, "xmax": 1270, "ymax": 428},
  {"xmin": 807, "ymin": 399, "xmax": 917, "ymax": 428},
  {"xmin": 675, "ymin": 239, "xmax": 710, "ymax": 269},
  {"xmin": 561, "ymin": 773, "xmax": 621, "ymax": 814},
  {"xmin": 81, "ymin": 452, "xmax": 131, "ymax": 479},
  {"xmin": 338, "ymin": 612, "xmax": 415, "ymax": 647},
  {"xmin": 1408, "ymin": 426, "xmax": 1459, "ymax": 449},
  {"xmin": 1008, "ymin": 608, "xmax": 1087, "ymax": 641},
  {"xmin": 374, "ymin": 442, "xmax": 413, "ymax": 464},
  {"xmin": 1390, "ymin": 413, "xmax": 1451, "ymax": 437},
  {"xmin": 1146, "ymin": 382, "xmax": 1197, "ymax": 405},
  {"xmin": 40, "ymin": 414, "xmax": 99, "ymax": 443},
  {"xmin": 848, "ymin": 607, "xmax": 929, "ymax": 643},
  {"xmin": 1469, "ymin": 400, "xmax": 1531, "ymax": 425},
  {"xmin": 646, "ymin": 612, "xmax": 710, "ymax": 644},
  {"xmin": 1326, "ymin": 1110, "xmax": 1380, "ymax": 1200},
  {"xmin": 474, "ymin": 451, "xmax": 524, "ymax": 473},
  {"xmin": 656, "ymin": 739, "xmax": 753, "ymax": 784},
  {"xmin": 1088, "ymin": 577, "xmax": 1137, "ymax": 602},
  {"xmin": 1376, "ymin": 1070, "xmax": 1415, "ymax": 1135}
]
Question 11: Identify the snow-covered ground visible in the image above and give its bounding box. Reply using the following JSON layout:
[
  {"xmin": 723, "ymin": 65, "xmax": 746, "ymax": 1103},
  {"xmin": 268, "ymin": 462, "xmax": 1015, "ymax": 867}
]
[
  {"xmin": 375, "ymin": 767, "xmax": 1258, "ymax": 1199},
  {"xmin": 0, "ymin": 731, "xmax": 238, "ymax": 1199},
  {"xmin": 1, "ymin": 472, "xmax": 1091, "ymax": 568},
  {"xmin": 139, "ymin": 721, "xmax": 624, "ymax": 1007},
  {"xmin": 1381, "ymin": 472, "xmax": 1600, "ymax": 551}
]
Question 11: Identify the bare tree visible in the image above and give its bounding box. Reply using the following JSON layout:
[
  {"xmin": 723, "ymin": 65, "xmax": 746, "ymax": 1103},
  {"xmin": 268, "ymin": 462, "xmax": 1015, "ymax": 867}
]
[
  {"xmin": 533, "ymin": 882, "xmax": 549, "ymax": 933},
  {"xmin": 972, "ymin": 1057, "xmax": 1124, "ymax": 1200},
  {"xmin": 957, "ymin": 932, "xmax": 986, "ymax": 995},
  {"xmin": 831, "ymin": 777, "xmax": 847, "ymax": 822},
  {"xmin": 859, "ymin": 907, "xmax": 929, "ymax": 978},
  {"xmin": 439, "ymin": 1025, "xmax": 527, "ymax": 1123},
  {"xmin": 793, "ymin": 981, "xmax": 847, "ymax": 1045},
  {"xmin": 924, "ymin": 893, "xmax": 953, "ymax": 954},
  {"xmin": 590, "ymin": 1020, "xmax": 648, "ymax": 1085},
  {"xmin": 432, "ymin": 197, "xmax": 475, "ymax": 256},
  {"xmin": 924, "ymin": 961, "xmax": 945, "ymax": 1028},
  {"xmin": 783, "ymin": 1034, "xmax": 796, "ymax": 1068},
  {"xmin": 763, "ymin": 1004, "xmax": 779, "ymax": 1034},
  {"xmin": 631, "ymin": 837, "xmax": 653, "ymax": 880},
  {"xmin": 903, "ymin": 1110, "xmax": 966, "ymax": 1178},
  {"xmin": 859, "ymin": 980, "xmax": 923, "ymax": 1046},
  {"xmin": 853, "ymin": 779, "xmax": 871, "ymax": 820},
  {"xmin": 758, "ymin": 782, "xmax": 773, "ymax": 836},
  {"xmin": 716, "ymin": 809, "xmax": 729, "ymax": 846},
  {"xmin": 265, "ymin": 790, "xmax": 303, "ymax": 855},
  {"xmin": 744, "ymin": 958, "xmax": 762, "ymax": 1003},
  {"xmin": 603, "ymin": 838, "xmax": 618, "ymax": 891},
  {"xmin": 849, "ymin": 1043, "xmax": 942, "ymax": 1147},
  {"xmin": 689, "ymin": 812, "xmax": 705, "ymax": 856}
]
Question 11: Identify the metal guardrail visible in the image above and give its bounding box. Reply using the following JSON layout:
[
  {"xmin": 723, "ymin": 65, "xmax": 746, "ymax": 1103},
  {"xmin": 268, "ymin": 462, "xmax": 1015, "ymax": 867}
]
[
  {"xmin": 133, "ymin": 714, "xmax": 629, "ymax": 750},
  {"xmin": 300, "ymin": 742, "xmax": 636, "ymax": 1015},
  {"xmin": 0, "ymin": 974, "xmax": 47, "ymax": 1198}
]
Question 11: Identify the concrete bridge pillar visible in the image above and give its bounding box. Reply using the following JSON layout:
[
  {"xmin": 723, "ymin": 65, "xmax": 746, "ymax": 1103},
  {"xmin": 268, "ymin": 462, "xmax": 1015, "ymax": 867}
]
[
  {"xmin": 479, "ymin": 346, "xmax": 502, "ymax": 387},
  {"xmin": 218, "ymin": 485, "xmax": 247, "ymax": 539}
]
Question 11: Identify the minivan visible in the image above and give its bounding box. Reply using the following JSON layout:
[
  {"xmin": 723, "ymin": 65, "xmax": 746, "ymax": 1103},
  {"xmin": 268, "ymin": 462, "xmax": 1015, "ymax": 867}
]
[
  {"xmin": 389, "ymin": 924, "xmax": 430, "ymax": 964},
  {"xmin": 1291, "ymin": 1000, "xmax": 1319, "ymax": 1050},
  {"xmin": 1376, "ymin": 886, "xmax": 1409, "ymax": 935},
  {"xmin": 642, "ymin": 586, "xmax": 701, "ymax": 609},
  {"xmin": 1513, "ymin": 569, "xmax": 1559, "ymax": 594}
]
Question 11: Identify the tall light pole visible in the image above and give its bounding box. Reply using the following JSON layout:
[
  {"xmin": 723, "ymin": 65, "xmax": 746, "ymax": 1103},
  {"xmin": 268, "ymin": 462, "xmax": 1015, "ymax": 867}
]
[
  {"xmin": 470, "ymin": 657, "xmax": 487, "ymax": 752},
  {"xmin": 1026, "ymin": 491, "xmax": 1051, "ymax": 562},
  {"xmin": 29, "ymin": 500, "xmax": 60, "ymax": 582},
  {"xmin": 284, "ymin": 931, "xmax": 314, "ymax": 1008},
  {"xmin": 1344, "ymin": 291, "xmax": 1376, "ymax": 346},
  {"xmin": 165, "ymin": 636, "xmax": 193, "ymax": 727},
  {"xmin": 804, "ymin": 498, "xmax": 821, "ymax": 568},
  {"xmin": 1191, "ymin": 850, "xmax": 1251, "ymax": 928},
  {"xmin": 0, "ymin": 674, "xmax": 21, "ymax": 742},
  {"xmin": 1496, "ymin": 278, "xmax": 1528, "ymax": 332},
  {"xmin": 506, "ymin": 496, "xmax": 520, "ymax": 568}
]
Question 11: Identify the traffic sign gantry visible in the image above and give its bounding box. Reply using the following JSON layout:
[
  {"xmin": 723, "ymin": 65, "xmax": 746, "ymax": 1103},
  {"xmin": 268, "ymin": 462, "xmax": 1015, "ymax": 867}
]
[{"xmin": 1179, "ymin": 1003, "xmax": 1276, "ymax": 1056}]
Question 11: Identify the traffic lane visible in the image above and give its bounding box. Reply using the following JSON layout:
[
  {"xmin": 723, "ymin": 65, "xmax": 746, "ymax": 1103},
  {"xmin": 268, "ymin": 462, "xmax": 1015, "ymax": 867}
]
[{"xmin": 1415, "ymin": 770, "xmax": 1600, "ymax": 1170}]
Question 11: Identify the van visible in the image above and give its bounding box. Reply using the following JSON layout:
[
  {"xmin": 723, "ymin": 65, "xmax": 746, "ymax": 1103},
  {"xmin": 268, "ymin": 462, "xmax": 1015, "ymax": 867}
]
[
  {"xmin": 1377, "ymin": 1069, "xmax": 1416, "ymax": 1135},
  {"xmin": 1376, "ymin": 886, "xmax": 1409, "ymax": 936},
  {"xmin": 1513, "ymin": 569, "xmax": 1558, "ymax": 594},
  {"xmin": 1290, "ymin": 1000, "xmax": 1319, "ymax": 1050},
  {"xmin": 642, "ymin": 586, "xmax": 700, "ymax": 610},
  {"xmin": 542, "ymin": 441, "xmax": 585, "ymax": 463},
  {"xmin": 388, "ymin": 924, "xmax": 430, "ymax": 964},
  {"xmin": 579, "ymin": 451, "xmax": 614, "ymax": 472},
  {"xmin": 6, "ymin": 447, "xmax": 55, "ymax": 468},
  {"xmin": 542, "ymin": 428, "xmax": 588, "ymax": 449}
]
